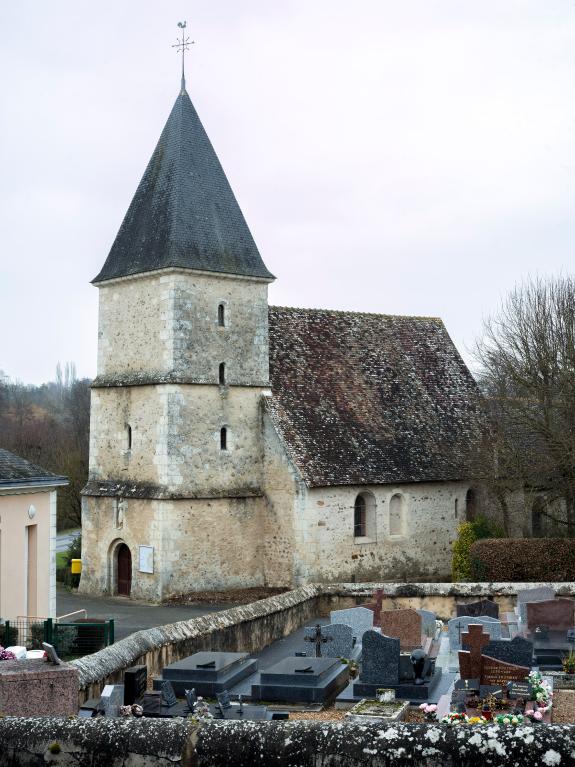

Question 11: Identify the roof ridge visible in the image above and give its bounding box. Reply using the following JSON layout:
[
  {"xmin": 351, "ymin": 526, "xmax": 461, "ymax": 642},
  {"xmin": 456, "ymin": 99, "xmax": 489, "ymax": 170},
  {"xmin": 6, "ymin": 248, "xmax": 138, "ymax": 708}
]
[{"xmin": 269, "ymin": 305, "xmax": 443, "ymax": 322}]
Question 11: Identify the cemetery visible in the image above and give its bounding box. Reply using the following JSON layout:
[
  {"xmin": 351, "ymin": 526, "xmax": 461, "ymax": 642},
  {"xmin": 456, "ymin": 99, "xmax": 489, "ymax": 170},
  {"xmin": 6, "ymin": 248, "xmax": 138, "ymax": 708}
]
[{"xmin": 1, "ymin": 581, "xmax": 575, "ymax": 764}]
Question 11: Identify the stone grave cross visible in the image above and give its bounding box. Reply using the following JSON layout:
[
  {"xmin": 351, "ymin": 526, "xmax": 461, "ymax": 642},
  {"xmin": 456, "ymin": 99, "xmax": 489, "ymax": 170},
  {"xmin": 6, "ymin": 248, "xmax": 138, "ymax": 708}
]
[
  {"xmin": 461, "ymin": 624, "xmax": 491, "ymax": 680},
  {"xmin": 304, "ymin": 624, "xmax": 333, "ymax": 658}
]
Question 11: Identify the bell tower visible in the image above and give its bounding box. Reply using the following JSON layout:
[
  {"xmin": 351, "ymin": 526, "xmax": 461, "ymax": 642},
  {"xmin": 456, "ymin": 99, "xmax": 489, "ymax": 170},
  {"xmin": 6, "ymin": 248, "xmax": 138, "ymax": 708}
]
[{"xmin": 80, "ymin": 34, "xmax": 274, "ymax": 601}]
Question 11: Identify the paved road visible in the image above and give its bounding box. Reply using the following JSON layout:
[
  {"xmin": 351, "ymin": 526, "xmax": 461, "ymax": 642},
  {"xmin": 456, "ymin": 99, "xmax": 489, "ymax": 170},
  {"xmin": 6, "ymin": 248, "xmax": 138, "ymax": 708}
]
[
  {"xmin": 56, "ymin": 587, "xmax": 236, "ymax": 641},
  {"xmin": 56, "ymin": 528, "xmax": 81, "ymax": 554}
]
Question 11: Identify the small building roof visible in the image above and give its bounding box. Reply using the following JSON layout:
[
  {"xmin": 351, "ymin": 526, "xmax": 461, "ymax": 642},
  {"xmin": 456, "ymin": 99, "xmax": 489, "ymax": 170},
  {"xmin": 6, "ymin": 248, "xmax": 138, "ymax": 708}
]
[
  {"xmin": 267, "ymin": 306, "xmax": 485, "ymax": 487},
  {"xmin": 93, "ymin": 87, "xmax": 274, "ymax": 284},
  {"xmin": 0, "ymin": 448, "xmax": 68, "ymax": 489}
]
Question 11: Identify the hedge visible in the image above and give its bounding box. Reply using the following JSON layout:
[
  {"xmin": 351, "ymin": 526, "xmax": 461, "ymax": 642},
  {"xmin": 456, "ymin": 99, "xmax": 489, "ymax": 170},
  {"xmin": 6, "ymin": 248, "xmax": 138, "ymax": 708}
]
[{"xmin": 470, "ymin": 538, "xmax": 575, "ymax": 581}]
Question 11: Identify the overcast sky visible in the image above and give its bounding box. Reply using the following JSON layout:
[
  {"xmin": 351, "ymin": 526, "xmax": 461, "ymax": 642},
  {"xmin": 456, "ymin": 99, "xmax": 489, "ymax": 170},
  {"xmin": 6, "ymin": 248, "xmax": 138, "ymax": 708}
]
[{"xmin": 1, "ymin": 1, "xmax": 574, "ymax": 384}]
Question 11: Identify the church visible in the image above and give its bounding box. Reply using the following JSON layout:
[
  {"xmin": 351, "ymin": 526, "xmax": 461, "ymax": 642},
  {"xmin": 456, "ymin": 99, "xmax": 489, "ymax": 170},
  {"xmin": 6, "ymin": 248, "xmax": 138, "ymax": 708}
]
[{"xmin": 80, "ymin": 72, "xmax": 484, "ymax": 601}]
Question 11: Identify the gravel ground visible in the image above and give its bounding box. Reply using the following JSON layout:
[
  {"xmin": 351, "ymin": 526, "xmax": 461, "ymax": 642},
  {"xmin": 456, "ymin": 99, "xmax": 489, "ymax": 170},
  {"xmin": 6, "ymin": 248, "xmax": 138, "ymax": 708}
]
[
  {"xmin": 552, "ymin": 690, "xmax": 575, "ymax": 723},
  {"xmin": 289, "ymin": 710, "xmax": 347, "ymax": 721}
]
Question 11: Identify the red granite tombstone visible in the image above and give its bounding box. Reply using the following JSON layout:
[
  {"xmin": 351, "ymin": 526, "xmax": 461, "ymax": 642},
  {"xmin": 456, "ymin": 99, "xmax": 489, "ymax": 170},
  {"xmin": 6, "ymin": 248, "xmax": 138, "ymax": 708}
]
[
  {"xmin": 526, "ymin": 598, "xmax": 575, "ymax": 632},
  {"xmin": 363, "ymin": 589, "xmax": 385, "ymax": 624},
  {"xmin": 458, "ymin": 624, "xmax": 491, "ymax": 680},
  {"xmin": 381, "ymin": 608, "xmax": 422, "ymax": 650},
  {"xmin": 480, "ymin": 656, "xmax": 530, "ymax": 686}
]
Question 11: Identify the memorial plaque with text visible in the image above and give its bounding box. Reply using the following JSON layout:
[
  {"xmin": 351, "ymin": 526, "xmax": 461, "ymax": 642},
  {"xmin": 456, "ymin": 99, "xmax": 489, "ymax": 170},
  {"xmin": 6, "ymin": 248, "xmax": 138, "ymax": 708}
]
[{"xmin": 481, "ymin": 657, "xmax": 529, "ymax": 686}]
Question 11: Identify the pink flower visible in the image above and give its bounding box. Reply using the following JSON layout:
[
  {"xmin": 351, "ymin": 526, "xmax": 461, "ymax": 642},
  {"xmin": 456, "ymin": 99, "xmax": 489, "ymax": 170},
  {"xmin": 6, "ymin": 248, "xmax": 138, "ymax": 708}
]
[
  {"xmin": 533, "ymin": 710, "xmax": 543, "ymax": 720},
  {"xmin": 419, "ymin": 703, "xmax": 427, "ymax": 710},
  {"xmin": 525, "ymin": 709, "xmax": 535, "ymax": 717}
]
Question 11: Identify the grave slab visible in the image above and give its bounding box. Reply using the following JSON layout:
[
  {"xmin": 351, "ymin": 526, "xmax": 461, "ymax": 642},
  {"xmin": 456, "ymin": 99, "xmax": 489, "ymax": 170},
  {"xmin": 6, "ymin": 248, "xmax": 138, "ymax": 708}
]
[
  {"xmin": 482, "ymin": 636, "xmax": 533, "ymax": 669},
  {"xmin": 124, "ymin": 665, "xmax": 147, "ymax": 705},
  {"xmin": 251, "ymin": 657, "xmax": 349, "ymax": 704},
  {"xmin": 416, "ymin": 609, "xmax": 437, "ymax": 638},
  {"xmin": 156, "ymin": 651, "xmax": 258, "ymax": 696},
  {"xmin": 101, "ymin": 684, "xmax": 124, "ymax": 717}
]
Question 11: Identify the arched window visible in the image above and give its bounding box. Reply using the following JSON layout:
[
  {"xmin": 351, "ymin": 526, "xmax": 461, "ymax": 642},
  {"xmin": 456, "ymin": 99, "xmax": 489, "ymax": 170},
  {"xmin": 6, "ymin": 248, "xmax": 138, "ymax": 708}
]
[
  {"xmin": 465, "ymin": 489, "xmax": 477, "ymax": 522},
  {"xmin": 218, "ymin": 303, "xmax": 225, "ymax": 327},
  {"xmin": 389, "ymin": 493, "xmax": 406, "ymax": 536},
  {"xmin": 219, "ymin": 362, "xmax": 226, "ymax": 384},
  {"xmin": 220, "ymin": 427, "xmax": 227, "ymax": 450},
  {"xmin": 126, "ymin": 424, "xmax": 132, "ymax": 451},
  {"xmin": 532, "ymin": 497, "xmax": 544, "ymax": 537},
  {"xmin": 354, "ymin": 495, "xmax": 366, "ymax": 537},
  {"xmin": 353, "ymin": 492, "xmax": 376, "ymax": 539}
]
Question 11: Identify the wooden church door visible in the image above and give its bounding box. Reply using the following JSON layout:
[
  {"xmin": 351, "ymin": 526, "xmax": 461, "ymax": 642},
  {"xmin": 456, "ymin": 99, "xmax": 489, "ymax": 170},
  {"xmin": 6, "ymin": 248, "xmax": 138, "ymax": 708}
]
[{"xmin": 117, "ymin": 544, "xmax": 132, "ymax": 596}]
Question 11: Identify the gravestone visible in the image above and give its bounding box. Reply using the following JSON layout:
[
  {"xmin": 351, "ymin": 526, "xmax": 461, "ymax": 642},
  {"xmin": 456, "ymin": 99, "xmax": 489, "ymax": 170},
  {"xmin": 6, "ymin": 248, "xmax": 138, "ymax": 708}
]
[
  {"xmin": 381, "ymin": 609, "xmax": 422, "ymax": 650},
  {"xmin": 526, "ymin": 598, "xmax": 575, "ymax": 632},
  {"xmin": 161, "ymin": 680, "xmax": 177, "ymax": 707},
  {"xmin": 184, "ymin": 688, "xmax": 196, "ymax": 711},
  {"xmin": 448, "ymin": 616, "xmax": 502, "ymax": 651},
  {"xmin": 355, "ymin": 630, "xmax": 442, "ymax": 701},
  {"xmin": 216, "ymin": 690, "xmax": 231, "ymax": 710},
  {"xmin": 459, "ymin": 624, "xmax": 491, "ymax": 680},
  {"xmin": 363, "ymin": 589, "xmax": 385, "ymax": 624},
  {"xmin": 508, "ymin": 680, "xmax": 533, "ymax": 700},
  {"xmin": 251, "ymin": 657, "xmax": 349, "ymax": 704},
  {"xmin": 330, "ymin": 607, "xmax": 373, "ymax": 641},
  {"xmin": 304, "ymin": 624, "xmax": 334, "ymax": 658},
  {"xmin": 303, "ymin": 623, "xmax": 353, "ymax": 659},
  {"xmin": 481, "ymin": 657, "xmax": 530, "ymax": 686},
  {"xmin": 142, "ymin": 691, "xmax": 162, "ymax": 715},
  {"xmin": 517, "ymin": 586, "xmax": 555, "ymax": 622},
  {"xmin": 359, "ymin": 631, "xmax": 400, "ymax": 686},
  {"xmin": 101, "ymin": 684, "xmax": 124, "ymax": 717},
  {"xmin": 124, "ymin": 665, "xmax": 147, "ymax": 705},
  {"xmin": 416, "ymin": 609, "xmax": 437, "ymax": 638},
  {"xmin": 483, "ymin": 636, "xmax": 533, "ymax": 669},
  {"xmin": 456, "ymin": 599, "xmax": 499, "ymax": 619}
]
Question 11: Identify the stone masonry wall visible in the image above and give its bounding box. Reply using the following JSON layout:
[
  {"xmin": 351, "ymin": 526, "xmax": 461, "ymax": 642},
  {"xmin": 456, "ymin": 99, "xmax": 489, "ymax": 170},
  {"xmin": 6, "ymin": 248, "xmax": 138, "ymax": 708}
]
[
  {"xmin": 293, "ymin": 481, "xmax": 468, "ymax": 583},
  {"xmin": 1, "ymin": 718, "xmax": 574, "ymax": 766},
  {"xmin": 80, "ymin": 495, "xmax": 266, "ymax": 601},
  {"xmin": 96, "ymin": 271, "xmax": 269, "ymax": 385}
]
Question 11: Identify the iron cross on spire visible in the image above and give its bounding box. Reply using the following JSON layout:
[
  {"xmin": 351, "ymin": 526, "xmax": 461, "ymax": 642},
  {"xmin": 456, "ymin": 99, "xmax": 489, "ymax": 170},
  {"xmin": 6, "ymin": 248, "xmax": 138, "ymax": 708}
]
[{"xmin": 172, "ymin": 21, "xmax": 194, "ymax": 93}]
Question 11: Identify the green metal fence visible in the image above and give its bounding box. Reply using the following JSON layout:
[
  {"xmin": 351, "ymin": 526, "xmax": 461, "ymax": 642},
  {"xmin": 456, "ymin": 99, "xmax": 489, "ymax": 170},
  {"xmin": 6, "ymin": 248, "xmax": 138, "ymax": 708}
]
[{"xmin": 0, "ymin": 618, "xmax": 114, "ymax": 659}]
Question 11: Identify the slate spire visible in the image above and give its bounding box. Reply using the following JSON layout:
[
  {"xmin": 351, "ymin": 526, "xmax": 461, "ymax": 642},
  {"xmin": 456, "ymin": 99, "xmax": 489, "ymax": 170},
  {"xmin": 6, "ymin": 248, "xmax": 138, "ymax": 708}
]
[{"xmin": 93, "ymin": 87, "xmax": 274, "ymax": 283}]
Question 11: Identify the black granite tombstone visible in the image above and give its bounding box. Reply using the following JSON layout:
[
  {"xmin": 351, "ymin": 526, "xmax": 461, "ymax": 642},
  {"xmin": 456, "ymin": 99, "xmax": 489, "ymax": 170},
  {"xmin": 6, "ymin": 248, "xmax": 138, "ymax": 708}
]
[
  {"xmin": 161, "ymin": 680, "xmax": 177, "ymax": 707},
  {"xmin": 124, "ymin": 665, "xmax": 147, "ymax": 705}
]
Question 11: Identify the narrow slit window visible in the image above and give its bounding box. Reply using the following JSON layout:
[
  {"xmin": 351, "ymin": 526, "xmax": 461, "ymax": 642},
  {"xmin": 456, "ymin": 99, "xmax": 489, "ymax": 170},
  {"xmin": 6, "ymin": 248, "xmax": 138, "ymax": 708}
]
[
  {"xmin": 220, "ymin": 427, "xmax": 227, "ymax": 450},
  {"xmin": 219, "ymin": 362, "xmax": 226, "ymax": 384},
  {"xmin": 354, "ymin": 495, "xmax": 366, "ymax": 537},
  {"xmin": 127, "ymin": 425, "xmax": 132, "ymax": 451},
  {"xmin": 218, "ymin": 303, "xmax": 225, "ymax": 327}
]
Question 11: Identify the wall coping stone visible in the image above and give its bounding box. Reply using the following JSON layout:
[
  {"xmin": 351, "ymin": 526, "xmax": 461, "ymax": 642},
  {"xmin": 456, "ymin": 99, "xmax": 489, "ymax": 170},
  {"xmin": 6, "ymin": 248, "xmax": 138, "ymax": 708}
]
[
  {"xmin": 71, "ymin": 585, "xmax": 321, "ymax": 689},
  {"xmin": 1, "ymin": 718, "xmax": 574, "ymax": 766},
  {"xmin": 322, "ymin": 581, "xmax": 575, "ymax": 598}
]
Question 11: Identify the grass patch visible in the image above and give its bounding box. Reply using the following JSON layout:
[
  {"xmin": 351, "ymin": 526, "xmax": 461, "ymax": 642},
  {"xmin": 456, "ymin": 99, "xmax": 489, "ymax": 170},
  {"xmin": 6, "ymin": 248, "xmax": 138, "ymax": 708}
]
[{"xmin": 56, "ymin": 552, "xmax": 68, "ymax": 569}]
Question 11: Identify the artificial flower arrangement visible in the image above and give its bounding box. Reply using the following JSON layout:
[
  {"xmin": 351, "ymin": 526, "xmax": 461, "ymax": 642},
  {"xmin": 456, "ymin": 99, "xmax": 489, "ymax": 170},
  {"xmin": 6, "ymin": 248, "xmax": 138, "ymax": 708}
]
[
  {"xmin": 528, "ymin": 670, "xmax": 553, "ymax": 715},
  {"xmin": 0, "ymin": 647, "xmax": 16, "ymax": 661},
  {"xmin": 440, "ymin": 712, "xmax": 469, "ymax": 725},
  {"xmin": 494, "ymin": 713, "xmax": 524, "ymax": 725},
  {"xmin": 188, "ymin": 696, "xmax": 213, "ymax": 721},
  {"xmin": 418, "ymin": 703, "xmax": 438, "ymax": 721}
]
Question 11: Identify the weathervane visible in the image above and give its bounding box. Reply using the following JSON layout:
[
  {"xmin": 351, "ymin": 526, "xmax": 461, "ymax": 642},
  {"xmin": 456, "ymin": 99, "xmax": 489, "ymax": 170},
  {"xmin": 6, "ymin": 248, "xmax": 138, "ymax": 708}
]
[{"xmin": 172, "ymin": 21, "xmax": 194, "ymax": 92}]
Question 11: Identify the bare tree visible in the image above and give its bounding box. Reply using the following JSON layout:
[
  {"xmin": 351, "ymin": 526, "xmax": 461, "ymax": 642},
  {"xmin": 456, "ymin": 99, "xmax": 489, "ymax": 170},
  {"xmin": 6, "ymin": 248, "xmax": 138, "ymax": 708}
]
[{"xmin": 476, "ymin": 276, "xmax": 575, "ymax": 536}]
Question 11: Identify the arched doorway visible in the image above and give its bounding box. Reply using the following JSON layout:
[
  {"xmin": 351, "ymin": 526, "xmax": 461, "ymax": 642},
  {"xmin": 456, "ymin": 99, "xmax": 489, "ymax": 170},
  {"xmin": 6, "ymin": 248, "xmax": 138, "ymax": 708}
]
[
  {"xmin": 465, "ymin": 489, "xmax": 477, "ymax": 522},
  {"xmin": 117, "ymin": 543, "xmax": 132, "ymax": 596}
]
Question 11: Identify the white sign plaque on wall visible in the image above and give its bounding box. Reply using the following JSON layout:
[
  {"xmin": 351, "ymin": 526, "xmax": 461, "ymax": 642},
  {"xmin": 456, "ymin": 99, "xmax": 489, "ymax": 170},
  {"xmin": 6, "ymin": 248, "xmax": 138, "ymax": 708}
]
[{"xmin": 138, "ymin": 545, "xmax": 154, "ymax": 574}]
